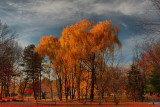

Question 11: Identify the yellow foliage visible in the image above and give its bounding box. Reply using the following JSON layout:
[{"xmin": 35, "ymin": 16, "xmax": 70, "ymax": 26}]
[
  {"xmin": 35, "ymin": 20, "xmax": 121, "ymax": 97},
  {"xmin": 35, "ymin": 35, "xmax": 60, "ymax": 60}
]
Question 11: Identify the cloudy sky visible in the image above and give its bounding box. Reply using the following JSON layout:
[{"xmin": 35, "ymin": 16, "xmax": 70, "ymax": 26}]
[{"xmin": 0, "ymin": 0, "xmax": 155, "ymax": 64}]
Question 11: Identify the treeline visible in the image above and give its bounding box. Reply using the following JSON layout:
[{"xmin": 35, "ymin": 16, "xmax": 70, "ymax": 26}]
[
  {"xmin": 128, "ymin": 38, "xmax": 160, "ymax": 100},
  {"xmin": 0, "ymin": 20, "xmax": 43, "ymax": 100},
  {"xmin": 0, "ymin": 19, "xmax": 160, "ymax": 104}
]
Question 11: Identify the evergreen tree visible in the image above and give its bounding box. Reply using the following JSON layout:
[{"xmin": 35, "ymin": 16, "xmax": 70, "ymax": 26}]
[
  {"xmin": 23, "ymin": 44, "xmax": 43, "ymax": 100},
  {"xmin": 147, "ymin": 67, "xmax": 160, "ymax": 94},
  {"xmin": 126, "ymin": 65, "xmax": 145, "ymax": 101}
]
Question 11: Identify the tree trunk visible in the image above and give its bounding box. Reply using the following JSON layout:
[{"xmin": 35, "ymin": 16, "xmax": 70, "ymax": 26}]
[
  {"xmin": 85, "ymin": 71, "xmax": 89, "ymax": 100},
  {"xmin": 64, "ymin": 64, "xmax": 68, "ymax": 102},
  {"xmin": 56, "ymin": 69, "xmax": 62, "ymax": 101},
  {"xmin": 22, "ymin": 76, "xmax": 28, "ymax": 98},
  {"xmin": 40, "ymin": 70, "xmax": 41, "ymax": 100},
  {"xmin": 6, "ymin": 75, "xmax": 10, "ymax": 97},
  {"xmin": 56, "ymin": 77, "xmax": 59, "ymax": 99},
  {"xmin": 0, "ymin": 83, "xmax": 3, "ymax": 100},
  {"xmin": 65, "ymin": 77, "xmax": 68, "ymax": 102},
  {"xmin": 33, "ymin": 75, "xmax": 36, "ymax": 100},
  {"xmin": 69, "ymin": 79, "xmax": 71, "ymax": 99},
  {"xmin": 90, "ymin": 68, "xmax": 95, "ymax": 102},
  {"xmin": 59, "ymin": 77, "xmax": 62, "ymax": 101},
  {"xmin": 71, "ymin": 64, "xmax": 77, "ymax": 99},
  {"xmin": 5, "ymin": 83, "xmax": 8, "ymax": 97},
  {"xmin": 77, "ymin": 76, "xmax": 80, "ymax": 101},
  {"xmin": 72, "ymin": 71, "xmax": 75, "ymax": 99},
  {"xmin": 101, "ymin": 89, "xmax": 104, "ymax": 99},
  {"xmin": 90, "ymin": 53, "xmax": 96, "ymax": 102},
  {"xmin": 77, "ymin": 63, "xmax": 81, "ymax": 101},
  {"xmin": 50, "ymin": 81, "xmax": 53, "ymax": 102}
]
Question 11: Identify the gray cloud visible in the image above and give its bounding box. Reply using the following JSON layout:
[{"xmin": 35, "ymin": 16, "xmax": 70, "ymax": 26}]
[
  {"xmin": 0, "ymin": 0, "xmax": 154, "ymax": 62},
  {"xmin": 0, "ymin": 0, "xmax": 148, "ymax": 25}
]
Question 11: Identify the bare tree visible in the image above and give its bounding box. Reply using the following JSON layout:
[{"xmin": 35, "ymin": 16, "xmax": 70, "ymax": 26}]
[
  {"xmin": 0, "ymin": 20, "xmax": 22, "ymax": 99},
  {"xmin": 141, "ymin": 0, "xmax": 160, "ymax": 35},
  {"xmin": 151, "ymin": 0, "xmax": 160, "ymax": 11}
]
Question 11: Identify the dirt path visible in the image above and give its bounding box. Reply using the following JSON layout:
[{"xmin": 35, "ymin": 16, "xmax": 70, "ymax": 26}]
[{"xmin": 0, "ymin": 102, "xmax": 160, "ymax": 107}]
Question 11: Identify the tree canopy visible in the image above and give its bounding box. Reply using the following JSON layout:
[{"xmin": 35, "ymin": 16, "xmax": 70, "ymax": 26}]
[{"xmin": 35, "ymin": 20, "xmax": 121, "ymax": 101}]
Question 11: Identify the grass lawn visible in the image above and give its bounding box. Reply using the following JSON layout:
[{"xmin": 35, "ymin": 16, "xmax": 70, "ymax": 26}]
[{"xmin": 0, "ymin": 102, "xmax": 159, "ymax": 107}]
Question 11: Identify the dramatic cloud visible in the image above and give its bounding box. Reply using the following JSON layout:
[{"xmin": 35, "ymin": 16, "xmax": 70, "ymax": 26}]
[{"xmin": 0, "ymin": 0, "xmax": 154, "ymax": 62}]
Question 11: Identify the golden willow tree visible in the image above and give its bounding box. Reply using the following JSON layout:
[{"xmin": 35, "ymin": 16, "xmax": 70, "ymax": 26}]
[{"xmin": 35, "ymin": 20, "xmax": 121, "ymax": 101}]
